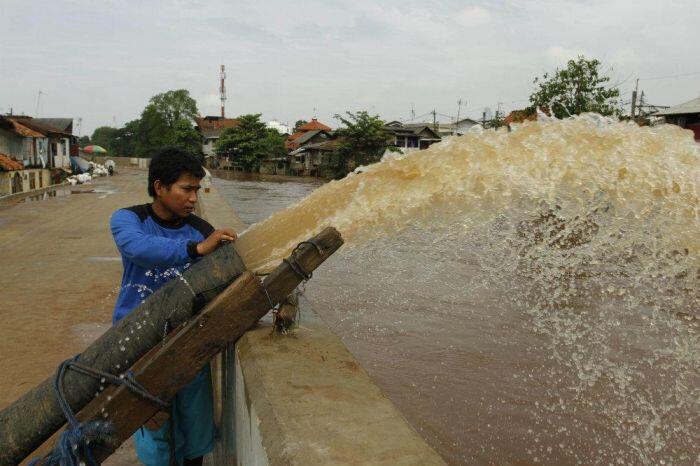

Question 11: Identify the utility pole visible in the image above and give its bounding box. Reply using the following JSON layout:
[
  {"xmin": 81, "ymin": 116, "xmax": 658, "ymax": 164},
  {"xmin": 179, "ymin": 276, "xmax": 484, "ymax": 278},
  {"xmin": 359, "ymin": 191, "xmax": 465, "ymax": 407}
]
[
  {"xmin": 455, "ymin": 99, "xmax": 462, "ymax": 135},
  {"xmin": 220, "ymin": 65, "xmax": 227, "ymax": 118},
  {"xmin": 411, "ymin": 103, "xmax": 415, "ymax": 121},
  {"xmin": 631, "ymin": 78, "xmax": 639, "ymax": 120},
  {"xmin": 432, "ymin": 109, "xmax": 437, "ymax": 131}
]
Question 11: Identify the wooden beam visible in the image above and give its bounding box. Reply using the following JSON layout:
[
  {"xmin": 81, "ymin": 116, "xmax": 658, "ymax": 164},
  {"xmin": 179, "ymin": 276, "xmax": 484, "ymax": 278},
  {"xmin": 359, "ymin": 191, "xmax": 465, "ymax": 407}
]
[{"xmin": 31, "ymin": 227, "xmax": 343, "ymax": 464}]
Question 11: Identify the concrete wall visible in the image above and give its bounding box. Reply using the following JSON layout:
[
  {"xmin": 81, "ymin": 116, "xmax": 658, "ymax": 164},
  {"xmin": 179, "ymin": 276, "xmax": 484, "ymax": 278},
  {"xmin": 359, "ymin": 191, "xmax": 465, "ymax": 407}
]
[
  {"xmin": 0, "ymin": 169, "xmax": 52, "ymax": 196},
  {"xmin": 0, "ymin": 128, "xmax": 25, "ymax": 159},
  {"xmin": 197, "ymin": 179, "xmax": 446, "ymax": 466}
]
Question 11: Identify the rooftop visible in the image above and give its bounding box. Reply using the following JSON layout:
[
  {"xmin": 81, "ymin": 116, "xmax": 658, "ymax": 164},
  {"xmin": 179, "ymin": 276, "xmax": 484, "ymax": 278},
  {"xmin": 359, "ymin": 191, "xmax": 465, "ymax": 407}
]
[
  {"xmin": 195, "ymin": 116, "xmax": 240, "ymax": 138},
  {"xmin": 297, "ymin": 118, "xmax": 332, "ymax": 132},
  {"xmin": 654, "ymin": 96, "xmax": 700, "ymax": 116},
  {"xmin": 0, "ymin": 154, "xmax": 24, "ymax": 171}
]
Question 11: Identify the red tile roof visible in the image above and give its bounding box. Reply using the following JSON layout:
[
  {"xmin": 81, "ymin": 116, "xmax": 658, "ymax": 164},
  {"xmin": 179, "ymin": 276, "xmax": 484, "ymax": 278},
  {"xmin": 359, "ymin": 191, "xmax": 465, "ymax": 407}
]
[
  {"xmin": 298, "ymin": 118, "xmax": 331, "ymax": 131},
  {"xmin": 195, "ymin": 116, "xmax": 239, "ymax": 130},
  {"xmin": 9, "ymin": 119, "xmax": 45, "ymax": 138},
  {"xmin": 0, "ymin": 154, "xmax": 24, "ymax": 171},
  {"xmin": 9, "ymin": 116, "xmax": 71, "ymax": 136}
]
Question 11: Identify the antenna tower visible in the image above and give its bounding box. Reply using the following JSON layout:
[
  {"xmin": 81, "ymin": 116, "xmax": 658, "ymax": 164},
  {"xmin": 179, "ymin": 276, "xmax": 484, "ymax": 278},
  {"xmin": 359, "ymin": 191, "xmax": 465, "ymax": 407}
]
[
  {"xmin": 220, "ymin": 65, "xmax": 227, "ymax": 118},
  {"xmin": 35, "ymin": 90, "xmax": 43, "ymax": 117}
]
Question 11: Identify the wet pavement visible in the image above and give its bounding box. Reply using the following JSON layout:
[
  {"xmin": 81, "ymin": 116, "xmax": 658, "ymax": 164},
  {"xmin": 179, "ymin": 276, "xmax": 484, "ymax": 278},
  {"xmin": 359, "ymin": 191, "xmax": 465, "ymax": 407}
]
[{"xmin": 0, "ymin": 169, "xmax": 148, "ymax": 464}]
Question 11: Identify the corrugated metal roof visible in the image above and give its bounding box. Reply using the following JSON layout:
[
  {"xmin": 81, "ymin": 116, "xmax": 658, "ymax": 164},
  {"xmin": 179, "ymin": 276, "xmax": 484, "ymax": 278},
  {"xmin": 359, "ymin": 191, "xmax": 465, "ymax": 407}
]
[
  {"xmin": 294, "ymin": 130, "xmax": 323, "ymax": 145},
  {"xmin": 34, "ymin": 118, "xmax": 73, "ymax": 133},
  {"xmin": 10, "ymin": 117, "xmax": 71, "ymax": 136},
  {"xmin": 654, "ymin": 96, "xmax": 700, "ymax": 116}
]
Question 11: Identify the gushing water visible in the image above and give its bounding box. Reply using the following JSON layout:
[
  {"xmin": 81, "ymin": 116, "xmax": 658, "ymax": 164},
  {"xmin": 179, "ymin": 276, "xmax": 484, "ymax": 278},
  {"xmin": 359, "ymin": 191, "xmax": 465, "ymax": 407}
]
[{"xmin": 231, "ymin": 114, "xmax": 698, "ymax": 464}]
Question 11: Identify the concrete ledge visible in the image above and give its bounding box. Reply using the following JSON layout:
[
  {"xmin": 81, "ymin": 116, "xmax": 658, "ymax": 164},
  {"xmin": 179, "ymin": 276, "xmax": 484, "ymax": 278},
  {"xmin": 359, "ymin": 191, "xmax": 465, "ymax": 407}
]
[
  {"xmin": 198, "ymin": 180, "xmax": 445, "ymax": 466},
  {"xmin": 235, "ymin": 309, "xmax": 446, "ymax": 465}
]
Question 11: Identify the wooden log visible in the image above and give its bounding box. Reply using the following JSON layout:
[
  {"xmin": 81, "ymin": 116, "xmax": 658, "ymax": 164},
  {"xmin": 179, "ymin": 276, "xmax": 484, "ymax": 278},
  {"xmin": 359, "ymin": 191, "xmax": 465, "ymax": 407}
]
[
  {"xmin": 0, "ymin": 244, "xmax": 247, "ymax": 465},
  {"xmin": 30, "ymin": 227, "xmax": 344, "ymax": 464}
]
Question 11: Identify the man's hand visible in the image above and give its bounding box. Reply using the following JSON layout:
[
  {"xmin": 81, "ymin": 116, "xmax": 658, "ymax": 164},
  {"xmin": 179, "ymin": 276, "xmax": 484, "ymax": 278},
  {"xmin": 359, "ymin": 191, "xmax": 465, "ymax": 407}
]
[{"xmin": 196, "ymin": 228, "xmax": 238, "ymax": 256}]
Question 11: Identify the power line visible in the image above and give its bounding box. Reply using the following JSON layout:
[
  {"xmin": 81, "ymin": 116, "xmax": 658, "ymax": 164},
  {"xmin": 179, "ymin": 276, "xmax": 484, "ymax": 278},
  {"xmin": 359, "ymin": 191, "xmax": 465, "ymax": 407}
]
[{"xmin": 639, "ymin": 71, "xmax": 700, "ymax": 81}]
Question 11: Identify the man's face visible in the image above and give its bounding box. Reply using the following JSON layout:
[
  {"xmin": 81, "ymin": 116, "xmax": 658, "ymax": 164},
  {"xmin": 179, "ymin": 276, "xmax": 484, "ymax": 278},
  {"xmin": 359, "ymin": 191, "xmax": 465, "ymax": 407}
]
[{"xmin": 154, "ymin": 172, "xmax": 202, "ymax": 218}]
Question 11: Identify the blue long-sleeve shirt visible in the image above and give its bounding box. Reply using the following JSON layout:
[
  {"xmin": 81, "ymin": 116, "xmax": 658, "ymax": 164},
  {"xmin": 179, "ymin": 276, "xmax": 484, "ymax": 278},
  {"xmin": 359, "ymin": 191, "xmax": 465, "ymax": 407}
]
[{"xmin": 110, "ymin": 204, "xmax": 214, "ymax": 324}]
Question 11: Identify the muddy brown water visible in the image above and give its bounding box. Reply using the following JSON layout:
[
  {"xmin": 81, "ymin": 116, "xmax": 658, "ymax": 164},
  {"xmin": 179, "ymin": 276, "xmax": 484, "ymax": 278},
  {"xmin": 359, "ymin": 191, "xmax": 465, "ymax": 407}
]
[{"xmin": 215, "ymin": 116, "xmax": 698, "ymax": 465}]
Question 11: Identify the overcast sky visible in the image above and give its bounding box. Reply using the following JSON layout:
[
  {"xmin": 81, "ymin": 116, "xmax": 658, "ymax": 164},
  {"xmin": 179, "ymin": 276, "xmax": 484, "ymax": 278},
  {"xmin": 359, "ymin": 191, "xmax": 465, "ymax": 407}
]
[{"xmin": 1, "ymin": 0, "xmax": 699, "ymax": 135}]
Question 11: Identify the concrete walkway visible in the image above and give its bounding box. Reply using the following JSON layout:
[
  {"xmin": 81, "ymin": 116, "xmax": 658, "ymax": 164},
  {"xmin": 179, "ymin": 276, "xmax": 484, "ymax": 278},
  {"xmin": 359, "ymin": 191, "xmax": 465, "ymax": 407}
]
[{"xmin": 0, "ymin": 169, "xmax": 151, "ymax": 463}]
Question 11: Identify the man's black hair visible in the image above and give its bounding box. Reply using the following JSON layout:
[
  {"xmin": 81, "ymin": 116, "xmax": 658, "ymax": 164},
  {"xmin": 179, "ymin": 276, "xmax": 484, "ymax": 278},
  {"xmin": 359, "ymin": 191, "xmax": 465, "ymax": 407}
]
[{"xmin": 148, "ymin": 147, "xmax": 206, "ymax": 197}]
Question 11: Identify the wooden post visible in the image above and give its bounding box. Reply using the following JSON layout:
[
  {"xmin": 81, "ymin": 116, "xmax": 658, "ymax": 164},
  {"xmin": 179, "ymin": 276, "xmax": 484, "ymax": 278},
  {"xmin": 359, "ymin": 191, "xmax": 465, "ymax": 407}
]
[{"xmin": 29, "ymin": 227, "xmax": 343, "ymax": 464}]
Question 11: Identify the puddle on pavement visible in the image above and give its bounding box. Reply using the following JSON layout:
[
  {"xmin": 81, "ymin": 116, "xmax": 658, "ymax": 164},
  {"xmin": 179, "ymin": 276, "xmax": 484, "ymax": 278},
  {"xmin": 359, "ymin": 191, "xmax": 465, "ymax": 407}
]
[{"xmin": 0, "ymin": 185, "xmax": 119, "ymax": 206}]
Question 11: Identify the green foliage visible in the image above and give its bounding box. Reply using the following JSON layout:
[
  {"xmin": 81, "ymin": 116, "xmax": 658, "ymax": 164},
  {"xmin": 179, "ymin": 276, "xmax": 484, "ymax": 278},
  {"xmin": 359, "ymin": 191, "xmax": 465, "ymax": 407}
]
[
  {"xmin": 529, "ymin": 56, "xmax": 621, "ymax": 118},
  {"xmin": 91, "ymin": 90, "xmax": 202, "ymax": 157},
  {"xmin": 214, "ymin": 114, "xmax": 284, "ymax": 172},
  {"xmin": 90, "ymin": 126, "xmax": 119, "ymax": 151},
  {"xmin": 133, "ymin": 90, "xmax": 201, "ymax": 156},
  {"xmin": 78, "ymin": 135, "xmax": 91, "ymax": 146},
  {"xmin": 111, "ymin": 119, "xmax": 139, "ymax": 156},
  {"xmin": 332, "ymin": 111, "xmax": 389, "ymax": 178},
  {"xmin": 486, "ymin": 111, "xmax": 506, "ymax": 130},
  {"xmin": 146, "ymin": 89, "xmax": 199, "ymax": 127},
  {"xmin": 294, "ymin": 120, "xmax": 308, "ymax": 132}
]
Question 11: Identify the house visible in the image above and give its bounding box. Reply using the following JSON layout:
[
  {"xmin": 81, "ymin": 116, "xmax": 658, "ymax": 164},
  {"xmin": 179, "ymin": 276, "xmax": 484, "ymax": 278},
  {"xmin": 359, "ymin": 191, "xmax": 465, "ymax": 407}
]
[
  {"xmin": 0, "ymin": 115, "xmax": 74, "ymax": 169},
  {"xmin": 653, "ymin": 97, "xmax": 700, "ymax": 141},
  {"xmin": 288, "ymin": 139, "xmax": 342, "ymax": 177},
  {"xmin": 285, "ymin": 118, "xmax": 333, "ymax": 151},
  {"xmin": 0, "ymin": 116, "xmax": 47, "ymax": 167},
  {"xmin": 423, "ymin": 118, "xmax": 481, "ymax": 137},
  {"xmin": 383, "ymin": 121, "xmax": 441, "ymax": 153},
  {"xmin": 0, "ymin": 118, "xmax": 54, "ymax": 196},
  {"xmin": 195, "ymin": 116, "xmax": 240, "ymax": 160}
]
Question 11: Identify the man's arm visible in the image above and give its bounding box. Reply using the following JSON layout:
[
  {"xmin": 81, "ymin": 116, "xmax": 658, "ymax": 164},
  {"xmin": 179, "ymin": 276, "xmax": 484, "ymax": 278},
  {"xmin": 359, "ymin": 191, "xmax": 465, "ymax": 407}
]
[{"xmin": 110, "ymin": 209, "xmax": 197, "ymax": 269}]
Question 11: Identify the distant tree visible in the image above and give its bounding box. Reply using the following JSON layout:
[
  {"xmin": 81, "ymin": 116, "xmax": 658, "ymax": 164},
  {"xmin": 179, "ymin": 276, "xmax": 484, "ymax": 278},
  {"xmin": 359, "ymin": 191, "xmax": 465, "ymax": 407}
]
[
  {"xmin": 488, "ymin": 112, "xmax": 506, "ymax": 130},
  {"xmin": 332, "ymin": 111, "xmax": 390, "ymax": 178},
  {"xmin": 91, "ymin": 126, "xmax": 120, "ymax": 151},
  {"xmin": 133, "ymin": 89, "xmax": 200, "ymax": 156},
  {"xmin": 78, "ymin": 135, "xmax": 91, "ymax": 146},
  {"xmin": 530, "ymin": 56, "xmax": 621, "ymax": 119},
  {"xmin": 168, "ymin": 119, "xmax": 203, "ymax": 156},
  {"xmin": 146, "ymin": 89, "xmax": 199, "ymax": 126},
  {"xmin": 260, "ymin": 128, "xmax": 287, "ymax": 161},
  {"xmin": 214, "ymin": 114, "xmax": 272, "ymax": 172},
  {"xmin": 111, "ymin": 119, "xmax": 139, "ymax": 156},
  {"xmin": 293, "ymin": 119, "xmax": 308, "ymax": 132}
]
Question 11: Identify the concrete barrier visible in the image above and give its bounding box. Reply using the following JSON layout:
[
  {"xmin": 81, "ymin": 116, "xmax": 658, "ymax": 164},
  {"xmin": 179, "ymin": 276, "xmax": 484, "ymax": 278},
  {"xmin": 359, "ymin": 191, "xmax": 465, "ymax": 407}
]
[{"xmin": 197, "ymin": 182, "xmax": 446, "ymax": 466}]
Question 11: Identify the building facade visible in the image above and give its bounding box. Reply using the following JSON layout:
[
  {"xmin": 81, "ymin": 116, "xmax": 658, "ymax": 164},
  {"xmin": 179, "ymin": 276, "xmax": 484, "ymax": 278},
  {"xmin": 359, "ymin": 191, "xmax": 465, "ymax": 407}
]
[{"xmin": 654, "ymin": 97, "xmax": 700, "ymax": 141}]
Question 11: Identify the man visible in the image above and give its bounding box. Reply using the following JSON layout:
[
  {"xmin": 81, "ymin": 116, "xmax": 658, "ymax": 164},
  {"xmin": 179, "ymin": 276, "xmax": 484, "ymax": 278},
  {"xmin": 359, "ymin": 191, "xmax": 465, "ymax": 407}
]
[{"xmin": 110, "ymin": 148, "xmax": 237, "ymax": 466}]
